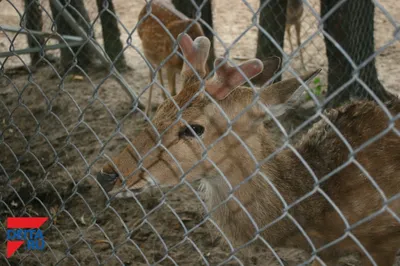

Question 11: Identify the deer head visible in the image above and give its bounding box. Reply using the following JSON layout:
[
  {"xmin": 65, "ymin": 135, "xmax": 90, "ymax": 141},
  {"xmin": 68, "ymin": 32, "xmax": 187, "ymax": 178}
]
[{"xmin": 97, "ymin": 34, "xmax": 320, "ymax": 198}]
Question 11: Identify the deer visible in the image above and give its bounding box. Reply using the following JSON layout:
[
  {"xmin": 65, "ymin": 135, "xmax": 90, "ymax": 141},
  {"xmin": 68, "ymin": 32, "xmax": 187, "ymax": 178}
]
[
  {"xmin": 286, "ymin": 0, "xmax": 306, "ymax": 70},
  {"xmin": 97, "ymin": 34, "xmax": 400, "ymax": 265},
  {"xmin": 137, "ymin": 0, "xmax": 205, "ymax": 116}
]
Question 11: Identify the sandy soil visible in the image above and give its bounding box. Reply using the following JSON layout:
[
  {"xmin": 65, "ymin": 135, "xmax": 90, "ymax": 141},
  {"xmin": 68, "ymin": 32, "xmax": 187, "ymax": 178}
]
[{"xmin": 0, "ymin": 0, "xmax": 399, "ymax": 265}]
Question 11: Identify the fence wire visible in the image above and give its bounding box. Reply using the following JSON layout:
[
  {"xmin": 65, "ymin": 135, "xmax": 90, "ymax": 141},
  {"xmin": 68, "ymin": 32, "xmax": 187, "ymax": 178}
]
[{"xmin": 0, "ymin": 0, "xmax": 400, "ymax": 265}]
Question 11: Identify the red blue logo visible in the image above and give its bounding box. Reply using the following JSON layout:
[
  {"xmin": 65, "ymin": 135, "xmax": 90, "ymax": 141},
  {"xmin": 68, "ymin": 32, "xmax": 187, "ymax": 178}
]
[{"xmin": 5, "ymin": 217, "xmax": 48, "ymax": 258}]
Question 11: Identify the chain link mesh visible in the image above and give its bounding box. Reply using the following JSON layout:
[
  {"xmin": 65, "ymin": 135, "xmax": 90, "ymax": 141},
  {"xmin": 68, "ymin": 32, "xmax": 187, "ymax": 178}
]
[{"xmin": 1, "ymin": 0, "xmax": 399, "ymax": 265}]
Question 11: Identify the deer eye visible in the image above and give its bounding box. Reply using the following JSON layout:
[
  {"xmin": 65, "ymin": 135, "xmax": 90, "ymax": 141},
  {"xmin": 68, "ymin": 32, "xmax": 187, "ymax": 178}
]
[{"xmin": 179, "ymin": 124, "xmax": 204, "ymax": 138}]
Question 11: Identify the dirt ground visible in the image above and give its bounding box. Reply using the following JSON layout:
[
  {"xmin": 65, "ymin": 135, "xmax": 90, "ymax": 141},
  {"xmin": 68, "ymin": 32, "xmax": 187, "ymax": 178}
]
[{"xmin": 0, "ymin": 0, "xmax": 400, "ymax": 265}]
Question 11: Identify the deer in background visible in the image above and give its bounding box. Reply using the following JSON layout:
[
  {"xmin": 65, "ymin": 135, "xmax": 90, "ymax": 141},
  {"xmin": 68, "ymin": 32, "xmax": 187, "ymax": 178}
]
[
  {"xmin": 97, "ymin": 34, "xmax": 400, "ymax": 265},
  {"xmin": 286, "ymin": 0, "xmax": 306, "ymax": 69},
  {"xmin": 137, "ymin": 0, "xmax": 205, "ymax": 115}
]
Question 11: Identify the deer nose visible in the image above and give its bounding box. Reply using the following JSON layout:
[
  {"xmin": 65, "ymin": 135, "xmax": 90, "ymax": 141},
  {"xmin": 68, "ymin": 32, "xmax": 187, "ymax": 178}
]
[{"xmin": 97, "ymin": 170, "xmax": 118, "ymax": 192}]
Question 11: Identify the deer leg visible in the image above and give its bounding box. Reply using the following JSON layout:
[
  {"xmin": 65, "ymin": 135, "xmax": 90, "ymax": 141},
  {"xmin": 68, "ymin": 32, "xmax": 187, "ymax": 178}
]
[
  {"xmin": 295, "ymin": 21, "xmax": 306, "ymax": 70},
  {"xmin": 157, "ymin": 68, "xmax": 168, "ymax": 100},
  {"xmin": 286, "ymin": 24, "xmax": 294, "ymax": 54},
  {"xmin": 145, "ymin": 68, "xmax": 154, "ymax": 117},
  {"xmin": 167, "ymin": 67, "xmax": 176, "ymax": 96}
]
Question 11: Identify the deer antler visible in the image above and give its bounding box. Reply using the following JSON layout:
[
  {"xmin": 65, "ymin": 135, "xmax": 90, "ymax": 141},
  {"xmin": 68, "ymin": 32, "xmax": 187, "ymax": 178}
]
[
  {"xmin": 205, "ymin": 57, "xmax": 264, "ymax": 100},
  {"xmin": 178, "ymin": 33, "xmax": 210, "ymax": 79}
]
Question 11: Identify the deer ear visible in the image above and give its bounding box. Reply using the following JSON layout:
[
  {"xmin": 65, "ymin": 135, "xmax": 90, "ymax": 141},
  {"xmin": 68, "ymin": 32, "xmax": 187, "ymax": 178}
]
[
  {"xmin": 206, "ymin": 58, "xmax": 264, "ymax": 100},
  {"xmin": 251, "ymin": 56, "xmax": 282, "ymax": 87},
  {"xmin": 263, "ymin": 69, "xmax": 322, "ymax": 117}
]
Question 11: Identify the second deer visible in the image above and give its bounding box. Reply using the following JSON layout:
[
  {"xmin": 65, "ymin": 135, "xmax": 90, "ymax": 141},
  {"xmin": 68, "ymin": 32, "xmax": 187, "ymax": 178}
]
[{"xmin": 137, "ymin": 0, "xmax": 205, "ymax": 115}]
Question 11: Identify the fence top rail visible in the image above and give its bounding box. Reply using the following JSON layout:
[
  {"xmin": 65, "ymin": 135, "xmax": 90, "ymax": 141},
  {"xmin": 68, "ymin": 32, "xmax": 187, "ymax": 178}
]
[{"xmin": 0, "ymin": 25, "xmax": 84, "ymax": 42}]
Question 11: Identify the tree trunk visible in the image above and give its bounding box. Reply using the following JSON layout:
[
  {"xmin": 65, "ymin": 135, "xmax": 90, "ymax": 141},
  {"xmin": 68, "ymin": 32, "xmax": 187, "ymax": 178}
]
[
  {"xmin": 322, "ymin": 0, "xmax": 391, "ymax": 107},
  {"xmin": 96, "ymin": 0, "xmax": 127, "ymax": 71},
  {"xmin": 50, "ymin": 0, "xmax": 93, "ymax": 72},
  {"xmin": 256, "ymin": 0, "xmax": 288, "ymax": 82},
  {"xmin": 24, "ymin": 0, "xmax": 44, "ymax": 65},
  {"xmin": 171, "ymin": 0, "xmax": 215, "ymax": 71}
]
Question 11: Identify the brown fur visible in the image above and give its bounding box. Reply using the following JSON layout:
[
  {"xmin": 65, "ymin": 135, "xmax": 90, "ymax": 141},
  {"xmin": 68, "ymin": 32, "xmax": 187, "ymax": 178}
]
[
  {"xmin": 101, "ymin": 35, "xmax": 400, "ymax": 265},
  {"xmin": 137, "ymin": 0, "xmax": 205, "ymax": 114}
]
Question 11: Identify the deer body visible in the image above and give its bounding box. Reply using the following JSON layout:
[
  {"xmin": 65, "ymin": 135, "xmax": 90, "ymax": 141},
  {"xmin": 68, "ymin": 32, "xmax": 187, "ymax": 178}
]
[
  {"xmin": 202, "ymin": 100, "xmax": 400, "ymax": 265},
  {"xmin": 98, "ymin": 34, "xmax": 400, "ymax": 265},
  {"xmin": 137, "ymin": 1, "xmax": 204, "ymax": 114}
]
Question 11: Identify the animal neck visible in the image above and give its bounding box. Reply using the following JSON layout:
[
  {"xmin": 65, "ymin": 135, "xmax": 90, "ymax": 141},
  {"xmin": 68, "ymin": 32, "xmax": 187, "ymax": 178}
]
[{"xmin": 200, "ymin": 144, "xmax": 304, "ymax": 246}]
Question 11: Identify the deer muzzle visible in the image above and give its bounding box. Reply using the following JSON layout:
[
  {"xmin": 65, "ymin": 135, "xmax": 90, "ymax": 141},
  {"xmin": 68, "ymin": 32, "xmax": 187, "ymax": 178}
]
[{"xmin": 97, "ymin": 163, "xmax": 156, "ymax": 198}]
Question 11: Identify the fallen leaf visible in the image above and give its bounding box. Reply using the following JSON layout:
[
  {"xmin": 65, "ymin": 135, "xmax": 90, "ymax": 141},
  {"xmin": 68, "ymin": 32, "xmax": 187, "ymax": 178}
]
[
  {"xmin": 80, "ymin": 215, "xmax": 87, "ymax": 225},
  {"xmin": 72, "ymin": 75, "xmax": 84, "ymax": 81}
]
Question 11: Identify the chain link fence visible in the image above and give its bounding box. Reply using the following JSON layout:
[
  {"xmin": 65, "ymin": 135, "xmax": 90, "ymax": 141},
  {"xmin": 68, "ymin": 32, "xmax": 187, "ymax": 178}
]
[{"xmin": 1, "ymin": 0, "xmax": 400, "ymax": 265}]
